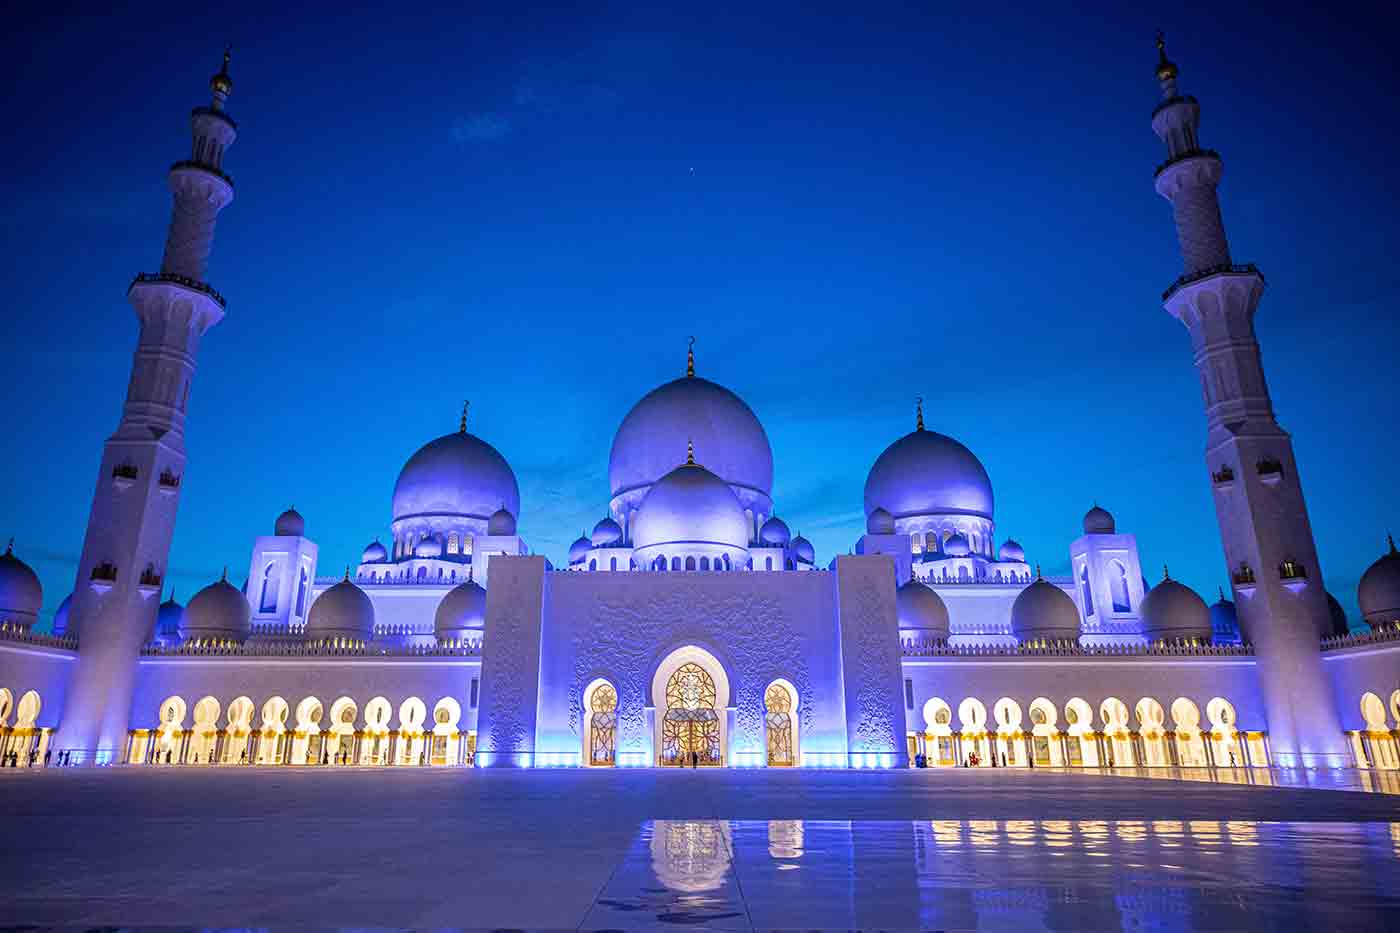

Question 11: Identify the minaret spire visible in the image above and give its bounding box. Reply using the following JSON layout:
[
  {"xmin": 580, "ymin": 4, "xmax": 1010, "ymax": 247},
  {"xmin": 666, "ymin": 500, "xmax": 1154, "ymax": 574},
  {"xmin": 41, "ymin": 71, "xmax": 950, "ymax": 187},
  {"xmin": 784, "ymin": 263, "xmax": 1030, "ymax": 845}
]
[
  {"xmin": 1150, "ymin": 37, "xmax": 1345, "ymax": 767},
  {"xmin": 460, "ymin": 400, "xmax": 470, "ymax": 433},
  {"xmin": 686, "ymin": 336, "xmax": 695, "ymax": 378},
  {"xmin": 56, "ymin": 52, "xmax": 242, "ymax": 761},
  {"xmin": 915, "ymin": 396, "xmax": 924, "ymax": 432},
  {"xmin": 686, "ymin": 439, "xmax": 696, "ymax": 465}
]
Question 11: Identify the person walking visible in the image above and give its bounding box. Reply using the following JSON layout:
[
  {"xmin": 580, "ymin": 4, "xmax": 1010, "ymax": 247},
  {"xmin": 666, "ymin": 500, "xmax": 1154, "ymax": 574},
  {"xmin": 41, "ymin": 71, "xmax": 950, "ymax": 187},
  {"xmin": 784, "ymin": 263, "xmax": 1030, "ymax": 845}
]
[{"xmin": 44, "ymin": 749, "xmax": 51, "ymax": 768}]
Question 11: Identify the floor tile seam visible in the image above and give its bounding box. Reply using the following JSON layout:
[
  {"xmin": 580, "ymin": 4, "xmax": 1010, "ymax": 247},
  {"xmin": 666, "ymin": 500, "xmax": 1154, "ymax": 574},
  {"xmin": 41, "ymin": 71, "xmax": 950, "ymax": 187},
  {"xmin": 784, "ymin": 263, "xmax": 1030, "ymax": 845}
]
[{"xmin": 575, "ymin": 817, "xmax": 645, "ymax": 932}]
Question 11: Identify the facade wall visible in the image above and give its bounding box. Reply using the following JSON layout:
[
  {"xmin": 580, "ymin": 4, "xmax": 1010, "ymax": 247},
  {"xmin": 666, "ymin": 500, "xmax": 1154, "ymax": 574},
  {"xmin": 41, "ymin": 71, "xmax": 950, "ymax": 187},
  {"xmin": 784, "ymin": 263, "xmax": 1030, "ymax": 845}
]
[
  {"xmin": 0, "ymin": 642, "xmax": 75, "ymax": 729},
  {"xmin": 1324, "ymin": 642, "xmax": 1400, "ymax": 731}
]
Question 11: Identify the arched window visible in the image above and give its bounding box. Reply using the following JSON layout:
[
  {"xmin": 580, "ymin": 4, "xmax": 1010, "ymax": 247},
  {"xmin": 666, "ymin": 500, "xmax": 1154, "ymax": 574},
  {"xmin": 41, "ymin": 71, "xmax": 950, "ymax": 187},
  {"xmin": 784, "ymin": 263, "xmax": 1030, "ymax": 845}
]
[
  {"xmin": 1079, "ymin": 564, "xmax": 1094, "ymax": 617},
  {"xmin": 610, "ymin": 557, "xmax": 618, "ymax": 571},
  {"xmin": 416, "ymin": 566, "xmax": 427, "ymax": 581},
  {"xmin": 671, "ymin": 556, "xmax": 682, "ymax": 571},
  {"xmin": 685, "ymin": 556, "xmax": 697, "ymax": 571},
  {"xmin": 766, "ymin": 556, "xmax": 773, "ymax": 571},
  {"xmin": 958, "ymin": 565, "xmax": 970, "ymax": 582},
  {"xmin": 653, "ymin": 556, "xmax": 666, "ymax": 572},
  {"xmin": 259, "ymin": 562, "xmax": 280, "ymax": 613},
  {"xmin": 765, "ymin": 683, "xmax": 794, "ymax": 766},
  {"xmin": 447, "ymin": 533, "xmax": 459, "ymax": 555},
  {"xmin": 295, "ymin": 568, "xmax": 307, "ymax": 617},
  {"xmin": 722, "ymin": 555, "xmax": 731, "ymax": 571},
  {"xmin": 912, "ymin": 536, "xmax": 923, "ymax": 554},
  {"xmin": 926, "ymin": 532, "xmax": 938, "ymax": 553},
  {"xmin": 589, "ymin": 559, "xmax": 597, "ymax": 571},
  {"xmin": 1110, "ymin": 561, "xmax": 1131, "ymax": 612},
  {"xmin": 588, "ymin": 683, "xmax": 618, "ymax": 766},
  {"xmin": 699, "ymin": 557, "xmax": 710, "ymax": 571}
]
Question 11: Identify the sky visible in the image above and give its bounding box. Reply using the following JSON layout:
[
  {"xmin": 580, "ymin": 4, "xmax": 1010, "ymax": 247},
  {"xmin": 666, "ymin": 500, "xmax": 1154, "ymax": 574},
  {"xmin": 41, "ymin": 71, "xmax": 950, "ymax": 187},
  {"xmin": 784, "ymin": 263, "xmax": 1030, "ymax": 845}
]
[{"xmin": 2, "ymin": 1, "xmax": 1397, "ymax": 632}]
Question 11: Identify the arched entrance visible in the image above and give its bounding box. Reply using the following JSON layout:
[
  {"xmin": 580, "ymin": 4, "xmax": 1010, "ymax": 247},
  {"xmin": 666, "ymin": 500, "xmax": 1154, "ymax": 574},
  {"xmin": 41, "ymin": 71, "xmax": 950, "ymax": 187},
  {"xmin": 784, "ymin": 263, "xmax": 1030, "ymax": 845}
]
[
  {"xmin": 764, "ymin": 681, "xmax": 797, "ymax": 766},
  {"xmin": 583, "ymin": 679, "xmax": 618, "ymax": 767},
  {"xmin": 652, "ymin": 647, "xmax": 730, "ymax": 767}
]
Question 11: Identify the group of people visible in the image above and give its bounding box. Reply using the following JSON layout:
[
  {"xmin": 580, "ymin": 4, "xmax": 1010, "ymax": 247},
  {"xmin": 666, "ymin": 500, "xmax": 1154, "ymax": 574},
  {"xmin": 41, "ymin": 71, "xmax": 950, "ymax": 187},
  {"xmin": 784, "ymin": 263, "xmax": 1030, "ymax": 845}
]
[{"xmin": 910, "ymin": 750, "xmax": 1022, "ymax": 768}]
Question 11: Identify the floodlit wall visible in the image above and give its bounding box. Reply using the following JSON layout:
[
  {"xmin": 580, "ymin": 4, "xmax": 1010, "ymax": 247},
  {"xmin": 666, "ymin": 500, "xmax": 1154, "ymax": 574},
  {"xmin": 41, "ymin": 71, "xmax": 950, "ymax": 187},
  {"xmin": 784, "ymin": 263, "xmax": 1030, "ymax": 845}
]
[{"xmin": 0, "ymin": 640, "xmax": 75, "ymax": 729}]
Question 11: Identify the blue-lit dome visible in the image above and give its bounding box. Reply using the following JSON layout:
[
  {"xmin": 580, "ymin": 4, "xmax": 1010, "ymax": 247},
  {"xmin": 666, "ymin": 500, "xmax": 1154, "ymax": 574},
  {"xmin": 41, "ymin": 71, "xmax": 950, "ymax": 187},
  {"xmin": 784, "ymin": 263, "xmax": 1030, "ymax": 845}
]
[
  {"xmin": 392, "ymin": 429, "xmax": 520, "ymax": 527},
  {"xmin": 944, "ymin": 531, "xmax": 971, "ymax": 557},
  {"xmin": 998, "ymin": 539, "xmax": 1025, "ymax": 562},
  {"xmin": 864, "ymin": 428, "xmax": 994, "ymax": 522},
  {"xmin": 0, "ymin": 541, "xmax": 42, "ymax": 629},
  {"xmin": 306, "ymin": 578, "xmax": 374, "ymax": 640},
  {"xmin": 51, "ymin": 592, "xmax": 73, "ymax": 637},
  {"xmin": 591, "ymin": 517, "xmax": 623, "ymax": 547},
  {"xmin": 1083, "ymin": 505, "xmax": 1115, "ymax": 535},
  {"xmin": 569, "ymin": 534, "xmax": 593, "ymax": 564},
  {"xmin": 791, "ymin": 534, "xmax": 815, "ymax": 564},
  {"xmin": 361, "ymin": 540, "xmax": 388, "ymax": 564},
  {"xmin": 632, "ymin": 462, "xmax": 749, "ymax": 553},
  {"xmin": 1140, "ymin": 574, "xmax": 1211, "ymax": 642},
  {"xmin": 488, "ymin": 507, "xmax": 517, "ymax": 536},
  {"xmin": 609, "ymin": 375, "xmax": 773, "ymax": 514},
  {"xmin": 1325, "ymin": 591, "xmax": 1350, "ymax": 638},
  {"xmin": 866, "ymin": 507, "xmax": 896, "ymax": 535},
  {"xmin": 414, "ymin": 535, "xmax": 443, "ymax": 558},
  {"xmin": 274, "ymin": 507, "xmax": 305, "ymax": 537},
  {"xmin": 435, "ymin": 579, "xmax": 486, "ymax": 640},
  {"xmin": 1209, "ymin": 590, "xmax": 1241, "ymax": 644},
  {"xmin": 1359, "ymin": 537, "xmax": 1400, "ymax": 630},
  {"xmin": 182, "ymin": 576, "xmax": 250, "ymax": 642},
  {"xmin": 1010, "ymin": 578, "xmax": 1080, "ymax": 643},
  {"xmin": 896, "ymin": 579, "xmax": 950, "ymax": 639},
  {"xmin": 759, "ymin": 516, "xmax": 791, "ymax": 546},
  {"xmin": 155, "ymin": 594, "xmax": 185, "ymax": 645}
]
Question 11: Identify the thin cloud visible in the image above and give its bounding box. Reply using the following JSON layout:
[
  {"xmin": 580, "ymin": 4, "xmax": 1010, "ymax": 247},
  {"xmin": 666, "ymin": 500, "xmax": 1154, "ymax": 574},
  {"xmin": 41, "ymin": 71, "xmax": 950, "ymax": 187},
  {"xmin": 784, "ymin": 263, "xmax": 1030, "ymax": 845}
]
[{"xmin": 451, "ymin": 113, "xmax": 512, "ymax": 143}]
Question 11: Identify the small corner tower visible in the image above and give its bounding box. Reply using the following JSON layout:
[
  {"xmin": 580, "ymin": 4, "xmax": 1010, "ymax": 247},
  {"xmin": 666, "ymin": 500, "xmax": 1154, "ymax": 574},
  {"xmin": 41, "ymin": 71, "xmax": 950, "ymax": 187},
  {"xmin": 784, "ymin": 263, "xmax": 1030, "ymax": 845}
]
[
  {"xmin": 55, "ymin": 50, "xmax": 241, "ymax": 762},
  {"xmin": 246, "ymin": 508, "xmax": 319, "ymax": 636},
  {"xmin": 1068, "ymin": 505, "xmax": 1146, "ymax": 646},
  {"xmin": 1150, "ymin": 34, "xmax": 1344, "ymax": 766}
]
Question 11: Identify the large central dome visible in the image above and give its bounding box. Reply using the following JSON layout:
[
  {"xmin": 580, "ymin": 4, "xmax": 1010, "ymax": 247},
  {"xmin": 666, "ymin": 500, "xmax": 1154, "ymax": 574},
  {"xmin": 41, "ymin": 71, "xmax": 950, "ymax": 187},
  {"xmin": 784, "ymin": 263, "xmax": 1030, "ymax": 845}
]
[
  {"xmin": 392, "ymin": 429, "xmax": 520, "ymax": 525},
  {"xmin": 864, "ymin": 425, "xmax": 994, "ymax": 521},
  {"xmin": 609, "ymin": 372, "xmax": 773, "ymax": 515}
]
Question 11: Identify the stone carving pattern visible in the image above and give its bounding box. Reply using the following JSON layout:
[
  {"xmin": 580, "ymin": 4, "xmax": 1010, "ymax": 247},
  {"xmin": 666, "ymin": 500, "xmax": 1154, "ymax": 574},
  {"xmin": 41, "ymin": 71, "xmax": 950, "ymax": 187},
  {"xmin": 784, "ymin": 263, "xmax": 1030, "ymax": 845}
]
[
  {"xmin": 478, "ymin": 571, "xmax": 529, "ymax": 754},
  {"xmin": 848, "ymin": 572, "xmax": 900, "ymax": 753},
  {"xmin": 563, "ymin": 579, "xmax": 812, "ymax": 758}
]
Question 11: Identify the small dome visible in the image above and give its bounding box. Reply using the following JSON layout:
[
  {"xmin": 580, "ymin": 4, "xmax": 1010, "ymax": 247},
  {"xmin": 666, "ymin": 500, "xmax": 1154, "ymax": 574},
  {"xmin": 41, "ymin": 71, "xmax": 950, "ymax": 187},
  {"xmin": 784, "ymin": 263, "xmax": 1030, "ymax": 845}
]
[
  {"xmin": 896, "ymin": 579, "xmax": 950, "ymax": 639},
  {"xmin": 1209, "ymin": 590, "xmax": 1241, "ymax": 644},
  {"xmin": 1139, "ymin": 573, "xmax": 1211, "ymax": 642},
  {"xmin": 181, "ymin": 576, "xmax": 251, "ymax": 642},
  {"xmin": 361, "ymin": 540, "xmax": 388, "ymax": 564},
  {"xmin": 1083, "ymin": 505, "xmax": 1115, "ymax": 535},
  {"xmin": 998, "ymin": 539, "xmax": 1025, "ymax": 562},
  {"xmin": 1325, "ymin": 591, "xmax": 1350, "ymax": 639},
  {"xmin": 569, "ymin": 534, "xmax": 593, "ymax": 564},
  {"xmin": 51, "ymin": 592, "xmax": 73, "ymax": 637},
  {"xmin": 866, "ymin": 507, "xmax": 895, "ymax": 535},
  {"xmin": 435, "ymin": 579, "xmax": 486, "ymax": 640},
  {"xmin": 488, "ymin": 507, "xmax": 517, "ymax": 536},
  {"xmin": 413, "ymin": 535, "xmax": 443, "ymax": 558},
  {"xmin": 0, "ymin": 541, "xmax": 42, "ymax": 627},
  {"xmin": 274, "ymin": 507, "xmax": 305, "ymax": 537},
  {"xmin": 306, "ymin": 577, "xmax": 374, "ymax": 641},
  {"xmin": 632, "ymin": 462, "xmax": 749, "ymax": 553},
  {"xmin": 864, "ymin": 428, "xmax": 994, "ymax": 522},
  {"xmin": 1358, "ymin": 537, "xmax": 1400, "ymax": 630},
  {"xmin": 1010, "ymin": 578, "xmax": 1081, "ymax": 643},
  {"xmin": 944, "ymin": 532, "xmax": 970, "ymax": 558},
  {"xmin": 591, "ymin": 516, "xmax": 623, "ymax": 548},
  {"xmin": 792, "ymin": 534, "xmax": 815, "ymax": 564},
  {"xmin": 759, "ymin": 516, "xmax": 791, "ymax": 546},
  {"xmin": 155, "ymin": 594, "xmax": 185, "ymax": 645}
]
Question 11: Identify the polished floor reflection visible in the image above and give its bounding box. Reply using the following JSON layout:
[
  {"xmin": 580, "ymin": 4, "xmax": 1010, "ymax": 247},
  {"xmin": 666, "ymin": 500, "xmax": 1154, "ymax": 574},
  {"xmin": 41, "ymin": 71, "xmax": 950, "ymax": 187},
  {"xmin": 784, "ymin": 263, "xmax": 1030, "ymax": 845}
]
[
  {"xmin": 1084, "ymin": 764, "xmax": 1400, "ymax": 795},
  {"xmin": 586, "ymin": 818, "xmax": 1400, "ymax": 930}
]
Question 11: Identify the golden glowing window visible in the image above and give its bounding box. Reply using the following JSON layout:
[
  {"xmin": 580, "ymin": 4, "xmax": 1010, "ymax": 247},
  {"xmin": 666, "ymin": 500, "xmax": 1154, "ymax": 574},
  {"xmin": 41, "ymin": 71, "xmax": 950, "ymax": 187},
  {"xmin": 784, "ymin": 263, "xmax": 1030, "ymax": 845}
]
[{"xmin": 448, "ymin": 533, "xmax": 459, "ymax": 555}]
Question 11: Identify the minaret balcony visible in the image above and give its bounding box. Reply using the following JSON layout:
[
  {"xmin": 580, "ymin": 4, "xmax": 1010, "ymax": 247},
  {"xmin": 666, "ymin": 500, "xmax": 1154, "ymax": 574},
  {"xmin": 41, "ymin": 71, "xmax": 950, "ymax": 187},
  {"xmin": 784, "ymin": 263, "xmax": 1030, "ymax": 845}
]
[
  {"xmin": 137, "ymin": 567, "xmax": 163, "ymax": 597},
  {"xmin": 1161, "ymin": 262, "xmax": 1263, "ymax": 302},
  {"xmin": 1153, "ymin": 147, "xmax": 1221, "ymax": 179},
  {"xmin": 158, "ymin": 468, "xmax": 182, "ymax": 495},
  {"xmin": 1211, "ymin": 465, "xmax": 1235, "ymax": 488},
  {"xmin": 129, "ymin": 272, "xmax": 226, "ymax": 309},
  {"xmin": 1279, "ymin": 560, "xmax": 1308, "ymax": 593},
  {"xmin": 89, "ymin": 561, "xmax": 119, "ymax": 593},
  {"xmin": 169, "ymin": 158, "xmax": 234, "ymax": 189},
  {"xmin": 111, "ymin": 462, "xmax": 139, "ymax": 490},
  {"xmin": 1231, "ymin": 563, "xmax": 1257, "ymax": 594}
]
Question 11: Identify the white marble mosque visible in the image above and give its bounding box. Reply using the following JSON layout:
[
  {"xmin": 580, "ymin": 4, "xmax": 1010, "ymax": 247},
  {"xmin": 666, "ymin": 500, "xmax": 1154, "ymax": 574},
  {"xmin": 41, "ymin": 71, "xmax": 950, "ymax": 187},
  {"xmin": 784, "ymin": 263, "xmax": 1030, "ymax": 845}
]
[{"xmin": 2, "ymin": 40, "xmax": 1399, "ymax": 774}]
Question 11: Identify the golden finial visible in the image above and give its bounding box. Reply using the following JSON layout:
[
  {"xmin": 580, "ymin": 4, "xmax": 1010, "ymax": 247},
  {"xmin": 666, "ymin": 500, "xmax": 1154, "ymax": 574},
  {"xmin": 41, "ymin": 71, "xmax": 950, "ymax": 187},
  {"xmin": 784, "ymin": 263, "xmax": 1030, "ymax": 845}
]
[
  {"xmin": 210, "ymin": 44, "xmax": 234, "ymax": 98},
  {"xmin": 686, "ymin": 336, "xmax": 695, "ymax": 378},
  {"xmin": 686, "ymin": 439, "xmax": 696, "ymax": 465},
  {"xmin": 1155, "ymin": 30, "xmax": 1178, "ymax": 82},
  {"xmin": 220, "ymin": 565, "xmax": 228, "ymax": 582},
  {"xmin": 1163, "ymin": 563, "xmax": 1171, "ymax": 580},
  {"xmin": 343, "ymin": 566, "xmax": 351, "ymax": 581},
  {"xmin": 1034, "ymin": 563, "xmax": 1042, "ymax": 579},
  {"xmin": 459, "ymin": 400, "xmax": 469, "ymax": 433},
  {"xmin": 916, "ymin": 396, "xmax": 924, "ymax": 432}
]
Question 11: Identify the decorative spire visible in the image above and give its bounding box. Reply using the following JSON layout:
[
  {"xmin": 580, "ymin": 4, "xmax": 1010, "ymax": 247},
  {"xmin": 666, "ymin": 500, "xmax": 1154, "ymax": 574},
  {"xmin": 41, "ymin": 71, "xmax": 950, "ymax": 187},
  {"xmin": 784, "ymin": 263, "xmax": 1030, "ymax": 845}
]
[
  {"xmin": 220, "ymin": 565, "xmax": 228, "ymax": 582},
  {"xmin": 1163, "ymin": 563, "xmax": 1171, "ymax": 581},
  {"xmin": 686, "ymin": 336, "xmax": 695, "ymax": 378},
  {"xmin": 916, "ymin": 396, "xmax": 925, "ymax": 432},
  {"xmin": 459, "ymin": 400, "xmax": 469, "ymax": 434},
  {"xmin": 3, "ymin": 537, "xmax": 11, "ymax": 556},
  {"xmin": 1389, "ymin": 533, "xmax": 1397, "ymax": 555},
  {"xmin": 686, "ymin": 439, "xmax": 696, "ymax": 465},
  {"xmin": 1218, "ymin": 585, "xmax": 1225, "ymax": 601},
  {"xmin": 210, "ymin": 45, "xmax": 233, "ymax": 105},
  {"xmin": 1155, "ymin": 30, "xmax": 1178, "ymax": 86},
  {"xmin": 343, "ymin": 566, "xmax": 351, "ymax": 581},
  {"xmin": 1034, "ymin": 563, "xmax": 1042, "ymax": 579}
]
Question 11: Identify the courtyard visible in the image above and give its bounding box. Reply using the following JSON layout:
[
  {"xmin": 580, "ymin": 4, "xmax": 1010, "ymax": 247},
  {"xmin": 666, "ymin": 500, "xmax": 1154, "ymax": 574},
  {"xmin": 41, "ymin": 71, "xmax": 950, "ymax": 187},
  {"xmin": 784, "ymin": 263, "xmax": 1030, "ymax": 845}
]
[{"xmin": 1, "ymin": 767, "xmax": 1398, "ymax": 929}]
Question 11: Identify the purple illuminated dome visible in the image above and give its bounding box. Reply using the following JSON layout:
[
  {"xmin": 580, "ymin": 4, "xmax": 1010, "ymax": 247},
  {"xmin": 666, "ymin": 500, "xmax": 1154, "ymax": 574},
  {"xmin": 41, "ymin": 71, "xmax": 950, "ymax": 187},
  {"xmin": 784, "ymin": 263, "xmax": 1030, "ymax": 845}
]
[
  {"xmin": 591, "ymin": 516, "xmax": 623, "ymax": 547},
  {"xmin": 0, "ymin": 541, "xmax": 42, "ymax": 630},
  {"xmin": 392, "ymin": 427, "xmax": 520, "ymax": 527},
  {"xmin": 998, "ymin": 539, "xmax": 1025, "ymax": 562},
  {"xmin": 568, "ymin": 534, "xmax": 593, "ymax": 564},
  {"xmin": 759, "ymin": 515, "xmax": 791, "ymax": 546},
  {"xmin": 361, "ymin": 540, "xmax": 388, "ymax": 563},
  {"xmin": 632, "ymin": 460, "xmax": 750, "ymax": 555},
  {"xmin": 181, "ymin": 574, "xmax": 250, "ymax": 642},
  {"xmin": 306, "ymin": 577, "xmax": 374, "ymax": 640},
  {"xmin": 1010, "ymin": 577, "xmax": 1081, "ymax": 643},
  {"xmin": 1358, "ymin": 535, "xmax": 1400, "ymax": 630},
  {"xmin": 609, "ymin": 361, "xmax": 773, "ymax": 519},
  {"xmin": 1083, "ymin": 505, "xmax": 1116, "ymax": 535},
  {"xmin": 896, "ymin": 579, "xmax": 950, "ymax": 639},
  {"xmin": 487, "ymin": 507, "xmax": 517, "ymax": 536},
  {"xmin": 1140, "ymin": 569, "xmax": 1211, "ymax": 642},
  {"xmin": 435, "ymin": 579, "xmax": 486, "ymax": 641},
  {"xmin": 274, "ymin": 507, "xmax": 304, "ymax": 537},
  {"xmin": 864, "ymin": 413, "xmax": 994, "ymax": 522}
]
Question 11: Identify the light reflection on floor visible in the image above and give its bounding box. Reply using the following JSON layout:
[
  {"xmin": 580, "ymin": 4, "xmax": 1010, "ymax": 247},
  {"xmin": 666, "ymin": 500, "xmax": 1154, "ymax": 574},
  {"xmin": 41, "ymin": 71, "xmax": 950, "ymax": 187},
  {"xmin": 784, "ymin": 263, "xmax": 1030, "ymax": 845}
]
[
  {"xmin": 1073, "ymin": 764, "xmax": 1400, "ymax": 795},
  {"xmin": 585, "ymin": 818, "xmax": 1400, "ymax": 930}
]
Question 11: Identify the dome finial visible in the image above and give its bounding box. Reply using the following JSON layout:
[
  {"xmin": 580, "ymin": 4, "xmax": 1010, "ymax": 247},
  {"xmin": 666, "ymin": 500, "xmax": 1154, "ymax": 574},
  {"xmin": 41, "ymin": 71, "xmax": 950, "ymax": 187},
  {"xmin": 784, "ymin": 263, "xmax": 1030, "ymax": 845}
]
[
  {"xmin": 1155, "ymin": 30, "xmax": 1178, "ymax": 84},
  {"xmin": 686, "ymin": 336, "xmax": 695, "ymax": 378},
  {"xmin": 220, "ymin": 565, "xmax": 228, "ymax": 582},
  {"xmin": 459, "ymin": 400, "xmax": 470, "ymax": 434},
  {"xmin": 343, "ymin": 566, "xmax": 351, "ymax": 581},
  {"xmin": 1218, "ymin": 585, "xmax": 1225, "ymax": 601},
  {"xmin": 210, "ymin": 44, "xmax": 233, "ymax": 103},
  {"xmin": 1034, "ymin": 563, "xmax": 1042, "ymax": 579},
  {"xmin": 686, "ymin": 438, "xmax": 696, "ymax": 465},
  {"xmin": 4, "ymin": 537, "xmax": 11, "ymax": 555},
  {"xmin": 916, "ymin": 396, "xmax": 924, "ymax": 432},
  {"xmin": 1163, "ymin": 563, "xmax": 1171, "ymax": 581}
]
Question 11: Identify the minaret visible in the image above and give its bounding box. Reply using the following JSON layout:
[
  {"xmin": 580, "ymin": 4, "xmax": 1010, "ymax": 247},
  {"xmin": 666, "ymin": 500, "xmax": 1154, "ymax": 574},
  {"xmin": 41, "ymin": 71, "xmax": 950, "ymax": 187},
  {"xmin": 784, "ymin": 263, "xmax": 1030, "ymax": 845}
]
[
  {"xmin": 1150, "ymin": 35, "xmax": 1345, "ymax": 766},
  {"xmin": 55, "ymin": 51, "xmax": 239, "ymax": 762}
]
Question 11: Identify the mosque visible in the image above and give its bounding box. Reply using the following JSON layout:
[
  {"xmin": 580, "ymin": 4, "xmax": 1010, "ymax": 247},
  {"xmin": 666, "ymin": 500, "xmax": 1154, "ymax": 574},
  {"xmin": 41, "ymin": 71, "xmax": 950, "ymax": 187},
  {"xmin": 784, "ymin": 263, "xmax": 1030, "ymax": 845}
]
[{"xmin": 2, "ymin": 40, "xmax": 1399, "ymax": 774}]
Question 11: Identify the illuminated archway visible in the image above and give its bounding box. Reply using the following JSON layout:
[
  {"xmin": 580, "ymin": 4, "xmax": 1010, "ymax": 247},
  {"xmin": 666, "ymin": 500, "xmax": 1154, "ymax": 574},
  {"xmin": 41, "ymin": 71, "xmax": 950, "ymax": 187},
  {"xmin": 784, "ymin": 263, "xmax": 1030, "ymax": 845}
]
[
  {"xmin": 764, "ymin": 679, "xmax": 799, "ymax": 767},
  {"xmin": 651, "ymin": 646, "xmax": 730, "ymax": 767},
  {"xmin": 582, "ymin": 678, "xmax": 618, "ymax": 767}
]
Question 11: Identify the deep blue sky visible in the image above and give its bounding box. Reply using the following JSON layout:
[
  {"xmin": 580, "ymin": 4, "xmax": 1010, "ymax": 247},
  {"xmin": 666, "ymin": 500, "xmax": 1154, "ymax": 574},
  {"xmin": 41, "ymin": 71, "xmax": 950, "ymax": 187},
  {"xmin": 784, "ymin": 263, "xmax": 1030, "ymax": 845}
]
[{"xmin": 3, "ymin": 1, "xmax": 1397, "ymax": 631}]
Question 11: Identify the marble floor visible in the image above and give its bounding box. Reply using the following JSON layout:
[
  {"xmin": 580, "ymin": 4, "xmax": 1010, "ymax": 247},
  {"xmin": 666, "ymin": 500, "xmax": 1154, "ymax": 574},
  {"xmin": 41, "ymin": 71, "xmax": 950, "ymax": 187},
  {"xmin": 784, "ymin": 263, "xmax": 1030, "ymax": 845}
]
[{"xmin": 2, "ymin": 767, "xmax": 1399, "ymax": 929}]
